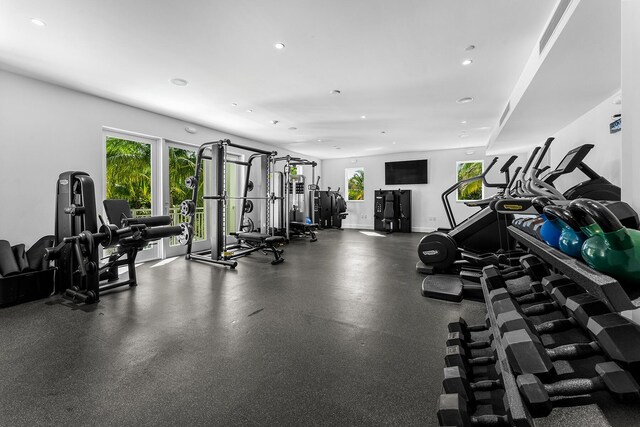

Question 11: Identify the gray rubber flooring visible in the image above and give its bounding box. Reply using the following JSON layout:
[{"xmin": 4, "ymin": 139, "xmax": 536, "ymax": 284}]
[{"xmin": 0, "ymin": 229, "xmax": 488, "ymax": 426}]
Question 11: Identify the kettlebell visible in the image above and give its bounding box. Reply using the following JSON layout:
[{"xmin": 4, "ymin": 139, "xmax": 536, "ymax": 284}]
[
  {"xmin": 542, "ymin": 205, "xmax": 586, "ymax": 259},
  {"xmin": 532, "ymin": 196, "xmax": 562, "ymax": 248},
  {"xmin": 568, "ymin": 199, "xmax": 640, "ymax": 283}
]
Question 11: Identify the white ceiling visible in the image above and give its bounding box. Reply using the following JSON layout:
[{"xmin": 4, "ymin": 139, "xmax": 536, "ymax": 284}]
[
  {"xmin": 489, "ymin": 0, "xmax": 621, "ymax": 154},
  {"xmin": 0, "ymin": 0, "xmax": 559, "ymax": 159}
]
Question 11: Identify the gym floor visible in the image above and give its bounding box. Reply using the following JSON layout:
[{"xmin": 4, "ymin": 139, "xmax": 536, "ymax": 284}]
[{"xmin": 0, "ymin": 230, "xmax": 635, "ymax": 426}]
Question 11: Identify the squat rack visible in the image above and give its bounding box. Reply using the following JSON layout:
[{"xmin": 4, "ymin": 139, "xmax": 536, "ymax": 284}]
[{"xmin": 182, "ymin": 139, "xmax": 279, "ymax": 267}]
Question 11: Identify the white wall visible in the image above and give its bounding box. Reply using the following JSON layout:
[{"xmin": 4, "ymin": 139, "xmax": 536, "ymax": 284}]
[
  {"xmin": 321, "ymin": 148, "xmax": 526, "ymax": 232},
  {"xmin": 621, "ymin": 0, "xmax": 640, "ymax": 212},
  {"xmin": 548, "ymin": 92, "xmax": 622, "ymax": 193},
  {"xmin": 0, "ymin": 70, "xmax": 319, "ymax": 244}
]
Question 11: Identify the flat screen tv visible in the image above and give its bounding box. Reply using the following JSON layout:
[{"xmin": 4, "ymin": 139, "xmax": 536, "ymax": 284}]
[{"xmin": 385, "ymin": 159, "xmax": 428, "ymax": 185}]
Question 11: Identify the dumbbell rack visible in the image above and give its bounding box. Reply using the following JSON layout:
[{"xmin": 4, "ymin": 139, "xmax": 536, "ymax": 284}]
[
  {"xmin": 508, "ymin": 226, "xmax": 639, "ymax": 312},
  {"xmin": 480, "ymin": 277, "xmax": 535, "ymax": 426}
]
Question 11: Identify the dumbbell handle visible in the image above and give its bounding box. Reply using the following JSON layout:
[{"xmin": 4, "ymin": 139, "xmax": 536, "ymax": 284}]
[
  {"xmin": 534, "ymin": 318, "xmax": 576, "ymax": 335},
  {"xmin": 471, "ymin": 378, "xmax": 503, "ymax": 392},
  {"xmin": 521, "ymin": 301, "xmax": 559, "ymax": 316},
  {"xmin": 544, "ymin": 376, "xmax": 606, "ymax": 397},
  {"xmin": 470, "ymin": 414, "xmax": 509, "ymax": 426},
  {"xmin": 516, "ymin": 291, "xmax": 548, "ymax": 304},
  {"xmin": 547, "ymin": 341, "xmax": 601, "ymax": 361},
  {"xmin": 467, "ymin": 355, "xmax": 496, "ymax": 366}
]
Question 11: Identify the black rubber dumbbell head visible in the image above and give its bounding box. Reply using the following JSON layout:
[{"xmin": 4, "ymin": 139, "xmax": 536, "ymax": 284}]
[
  {"xmin": 442, "ymin": 365, "xmax": 503, "ymax": 402},
  {"xmin": 445, "ymin": 345, "xmax": 495, "ymax": 373},
  {"xmin": 446, "ymin": 332, "xmax": 492, "ymax": 351},
  {"xmin": 587, "ymin": 313, "xmax": 640, "ymax": 375},
  {"xmin": 437, "ymin": 393, "xmax": 510, "ymax": 426}
]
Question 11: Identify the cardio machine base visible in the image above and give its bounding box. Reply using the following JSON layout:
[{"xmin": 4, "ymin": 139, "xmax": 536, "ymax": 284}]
[{"xmin": 421, "ymin": 275, "xmax": 484, "ymax": 303}]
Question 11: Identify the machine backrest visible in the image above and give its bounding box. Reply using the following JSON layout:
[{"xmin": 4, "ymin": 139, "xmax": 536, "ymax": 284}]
[
  {"xmin": 103, "ymin": 199, "xmax": 133, "ymax": 228},
  {"xmin": 383, "ymin": 194, "xmax": 395, "ymax": 219}
]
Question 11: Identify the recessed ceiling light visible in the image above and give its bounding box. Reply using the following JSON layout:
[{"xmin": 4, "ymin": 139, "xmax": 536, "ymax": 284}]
[
  {"xmin": 361, "ymin": 115, "xmax": 366, "ymax": 119},
  {"xmin": 288, "ymin": 127, "xmax": 297, "ymax": 130},
  {"xmin": 465, "ymin": 45, "xmax": 476, "ymax": 51},
  {"xmin": 275, "ymin": 43, "xmax": 285, "ymax": 49},
  {"xmin": 462, "ymin": 59, "xmax": 473, "ymax": 66},
  {"xmin": 231, "ymin": 103, "xmax": 238, "ymax": 107},
  {"xmin": 330, "ymin": 90, "xmax": 341, "ymax": 95},
  {"xmin": 456, "ymin": 97, "xmax": 474, "ymax": 104},
  {"xmin": 317, "ymin": 139, "xmax": 322, "ymax": 142},
  {"xmin": 466, "ymin": 150, "xmax": 475, "ymax": 155},
  {"xmin": 392, "ymin": 141, "xmax": 397, "ymax": 145},
  {"xmin": 185, "ymin": 126, "xmax": 197, "ymax": 134},
  {"xmin": 461, "ymin": 120, "xmax": 467, "ymax": 124},
  {"xmin": 246, "ymin": 109, "xmax": 253, "ymax": 113},
  {"xmin": 170, "ymin": 78, "xmax": 188, "ymax": 86},
  {"xmin": 271, "ymin": 120, "xmax": 279, "ymax": 125},
  {"xmin": 30, "ymin": 18, "xmax": 46, "ymax": 27}
]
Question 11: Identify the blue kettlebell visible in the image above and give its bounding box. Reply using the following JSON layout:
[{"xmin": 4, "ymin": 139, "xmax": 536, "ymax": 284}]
[
  {"xmin": 532, "ymin": 197, "xmax": 562, "ymax": 248},
  {"xmin": 542, "ymin": 205, "xmax": 586, "ymax": 258}
]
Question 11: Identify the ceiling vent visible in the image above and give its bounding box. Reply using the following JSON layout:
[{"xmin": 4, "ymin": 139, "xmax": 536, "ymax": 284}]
[
  {"xmin": 539, "ymin": 0, "xmax": 571, "ymax": 54},
  {"xmin": 499, "ymin": 102, "xmax": 511, "ymax": 127}
]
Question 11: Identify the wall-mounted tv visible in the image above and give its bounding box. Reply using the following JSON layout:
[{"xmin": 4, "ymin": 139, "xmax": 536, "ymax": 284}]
[{"xmin": 385, "ymin": 159, "xmax": 428, "ymax": 185}]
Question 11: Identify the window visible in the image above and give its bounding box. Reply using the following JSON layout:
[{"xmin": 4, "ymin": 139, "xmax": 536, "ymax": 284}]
[
  {"xmin": 455, "ymin": 160, "xmax": 484, "ymax": 202},
  {"xmin": 345, "ymin": 167, "xmax": 365, "ymax": 201}
]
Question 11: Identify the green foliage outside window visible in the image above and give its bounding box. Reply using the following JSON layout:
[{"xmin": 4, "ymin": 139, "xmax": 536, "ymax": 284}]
[
  {"xmin": 106, "ymin": 138, "xmax": 204, "ymax": 209},
  {"xmin": 346, "ymin": 168, "xmax": 364, "ymax": 201},
  {"xmin": 106, "ymin": 138, "xmax": 152, "ymax": 209},
  {"xmin": 456, "ymin": 161, "xmax": 483, "ymax": 201}
]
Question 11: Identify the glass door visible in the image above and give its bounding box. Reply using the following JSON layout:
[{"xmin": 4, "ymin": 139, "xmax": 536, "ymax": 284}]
[
  {"xmin": 103, "ymin": 130, "xmax": 160, "ymax": 261},
  {"xmin": 164, "ymin": 141, "xmax": 209, "ymax": 257}
]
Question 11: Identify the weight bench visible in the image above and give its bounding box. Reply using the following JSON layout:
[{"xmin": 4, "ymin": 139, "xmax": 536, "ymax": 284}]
[
  {"xmin": 236, "ymin": 232, "xmax": 286, "ymax": 264},
  {"xmin": 289, "ymin": 221, "xmax": 318, "ymax": 242}
]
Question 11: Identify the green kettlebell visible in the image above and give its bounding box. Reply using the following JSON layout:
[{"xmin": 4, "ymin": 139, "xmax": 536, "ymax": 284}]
[
  {"xmin": 568, "ymin": 199, "xmax": 640, "ymax": 283},
  {"xmin": 542, "ymin": 205, "xmax": 586, "ymax": 259}
]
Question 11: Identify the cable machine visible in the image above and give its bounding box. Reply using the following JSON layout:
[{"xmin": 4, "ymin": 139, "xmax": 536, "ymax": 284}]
[
  {"xmin": 271, "ymin": 155, "xmax": 319, "ymax": 241},
  {"xmin": 180, "ymin": 139, "xmax": 285, "ymax": 268}
]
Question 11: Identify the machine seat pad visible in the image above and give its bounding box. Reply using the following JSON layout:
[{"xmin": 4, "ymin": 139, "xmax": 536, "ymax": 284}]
[
  {"xmin": 265, "ymin": 236, "xmax": 286, "ymax": 245},
  {"xmin": 237, "ymin": 232, "xmax": 270, "ymax": 242}
]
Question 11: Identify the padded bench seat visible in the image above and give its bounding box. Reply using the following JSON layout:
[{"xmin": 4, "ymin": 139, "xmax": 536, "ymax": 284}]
[{"xmin": 236, "ymin": 232, "xmax": 285, "ymax": 264}]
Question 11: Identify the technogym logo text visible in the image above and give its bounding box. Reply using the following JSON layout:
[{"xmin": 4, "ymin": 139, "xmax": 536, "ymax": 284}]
[{"xmin": 422, "ymin": 250, "xmax": 439, "ymax": 256}]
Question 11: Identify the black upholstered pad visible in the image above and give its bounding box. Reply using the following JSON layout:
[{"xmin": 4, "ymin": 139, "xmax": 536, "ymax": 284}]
[
  {"xmin": 237, "ymin": 232, "xmax": 270, "ymax": 242},
  {"xmin": 26, "ymin": 235, "xmax": 55, "ymax": 271},
  {"xmin": 0, "ymin": 240, "xmax": 20, "ymax": 276},
  {"xmin": 11, "ymin": 244, "xmax": 29, "ymax": 272}
]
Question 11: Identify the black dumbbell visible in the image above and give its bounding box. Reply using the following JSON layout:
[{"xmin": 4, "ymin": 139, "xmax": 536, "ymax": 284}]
[
  {"xmin": 504, "ymin": 329, "xmax": 599, "ymax": 379},
  {"xmin": 443, "ymin": 365, "xmax": 503, "ymax": 402},
  {"xmin": 482, "ymin": 256, "xmax": 550, "ymax": 290},
  {"xmin": 487, "ymin": 273, "xmax": 571, "ymax": 301},
  {"xmin": 448, "ymin": 317, "xmax": 490, "ymax": 338},
  {"xmin": 489, "ymin": 283, "xmax": 592, "ymax": 318},
  {"xmin": 445, "ymin": 345, "xmax": 496, "ymax": 374},
  {"xmin": 504, "ymin": 315, "xmax": 640, "ymax": 379},
  {"xmin": 495, "ymin": 293, "xmax": 610, "ymax": 346},
  {"xmin": 517, "ymin": 362, "xmax": 640, "ymax": 417},
  {"xmin": 587, "ymin": 313, "xmax": 640, "ymax": 377},
  {"xmin": 437, "ymin": 393, "xmax": 510, "ymax": 426},
  {"xmin": 447, "ymin": 332, "xmax": 491, "ymax": 351}
]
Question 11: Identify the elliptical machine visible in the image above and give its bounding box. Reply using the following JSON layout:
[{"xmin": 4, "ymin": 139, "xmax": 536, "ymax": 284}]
[{"xmin": 417, "ymin": 156, "xmax": 518, "ymax": 275}]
